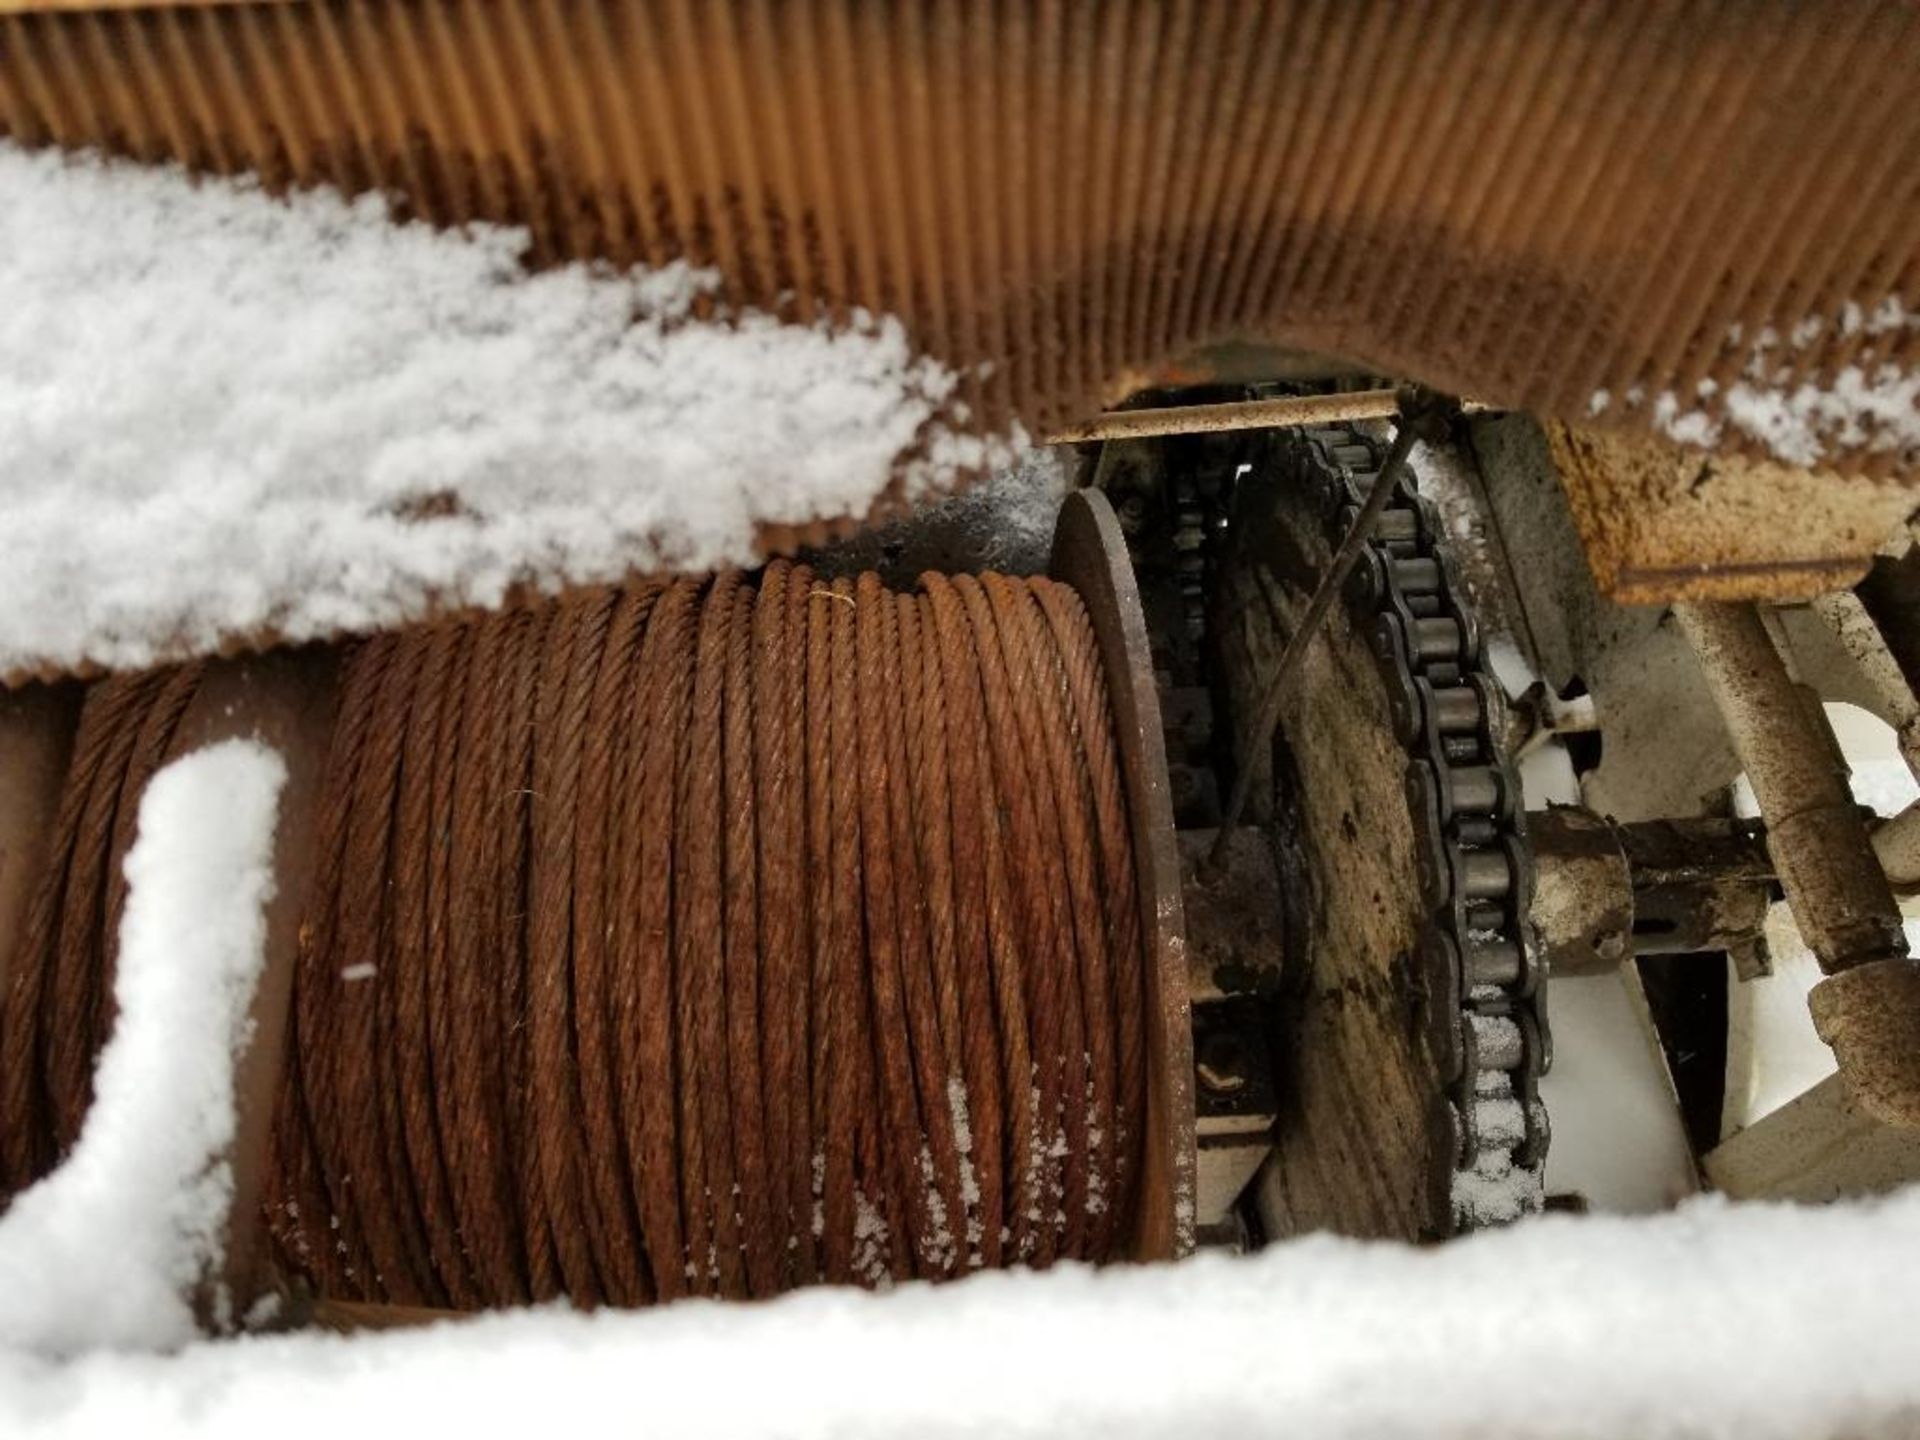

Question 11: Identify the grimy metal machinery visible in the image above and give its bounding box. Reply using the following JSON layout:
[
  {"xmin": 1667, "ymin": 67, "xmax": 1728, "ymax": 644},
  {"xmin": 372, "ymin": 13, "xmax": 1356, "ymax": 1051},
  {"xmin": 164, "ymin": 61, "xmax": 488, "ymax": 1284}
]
[{"xmin": 2, "ymin": 0, "xmax": 1919, "ymax": 1328}]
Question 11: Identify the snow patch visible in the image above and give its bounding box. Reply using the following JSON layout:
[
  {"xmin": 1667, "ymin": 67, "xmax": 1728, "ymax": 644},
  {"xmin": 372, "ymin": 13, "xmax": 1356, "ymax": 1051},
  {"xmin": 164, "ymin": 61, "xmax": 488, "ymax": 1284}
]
[
  {"xmin": 853, "ymin": 1191, "xmax": 893, "ymax": 1289},
  {"xmin": 0, "ymin": 143, "xmax": 1017, "ymax": 678},
  {"xmin": 5, "ymin": 1189, "xmax": 1920, "ymax": 1437},
  {"xmin": 1451, "ymin": 1148, "xmax": 1542, "ymax": 1229},
  {"xmin": 0, "ymin": 741, "xmax": 285, "ymax": 1355},
  {"xmin": 1451, "ymin": 1071, "xmax": 1544, "ymax": 1227},
  {"xmin": 1590, "ymin": 298, "xmax": 1920, "ymax": 466}
]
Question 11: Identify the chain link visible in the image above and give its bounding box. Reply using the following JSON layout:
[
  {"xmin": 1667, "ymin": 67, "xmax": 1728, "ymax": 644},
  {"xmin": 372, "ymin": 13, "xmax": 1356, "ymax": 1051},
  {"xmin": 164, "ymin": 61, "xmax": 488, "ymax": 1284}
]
[{"xmin": 1301, "ymin": 424, "xmax": 1550, "ymax": 1230}]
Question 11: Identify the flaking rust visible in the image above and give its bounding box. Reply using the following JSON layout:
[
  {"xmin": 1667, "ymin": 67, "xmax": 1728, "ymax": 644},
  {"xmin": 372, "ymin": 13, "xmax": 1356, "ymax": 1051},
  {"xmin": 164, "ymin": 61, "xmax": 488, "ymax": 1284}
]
[{"xmin": 1546, "ymin": 423, "xmax": 1913, "ymax": 604}]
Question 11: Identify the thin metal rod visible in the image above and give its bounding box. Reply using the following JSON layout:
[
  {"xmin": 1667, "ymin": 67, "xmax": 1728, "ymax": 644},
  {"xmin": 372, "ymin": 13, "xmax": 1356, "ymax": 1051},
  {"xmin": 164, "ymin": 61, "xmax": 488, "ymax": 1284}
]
[
  {"xmin": 1207, "ymin": 419, "xmax": 1419, "ymax": 869},
  {"xmin": 1048, "ymin": 389, "xmax": 1403, "ymax": 445}
]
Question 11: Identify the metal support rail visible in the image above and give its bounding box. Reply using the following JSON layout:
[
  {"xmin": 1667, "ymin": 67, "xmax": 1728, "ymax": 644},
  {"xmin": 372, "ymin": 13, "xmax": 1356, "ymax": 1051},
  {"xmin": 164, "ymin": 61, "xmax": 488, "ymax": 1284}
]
[{"xmin": 1049, "ymin": 388, "xmax": 1489, "ymax": 445}]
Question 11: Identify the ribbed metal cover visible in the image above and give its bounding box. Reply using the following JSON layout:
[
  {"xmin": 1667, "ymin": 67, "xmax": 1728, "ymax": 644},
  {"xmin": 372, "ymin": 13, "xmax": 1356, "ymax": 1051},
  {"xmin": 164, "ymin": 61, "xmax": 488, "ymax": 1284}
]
[{"xmin": 1, "ymin": 0, "xmax": 1916, "ymax": 478}]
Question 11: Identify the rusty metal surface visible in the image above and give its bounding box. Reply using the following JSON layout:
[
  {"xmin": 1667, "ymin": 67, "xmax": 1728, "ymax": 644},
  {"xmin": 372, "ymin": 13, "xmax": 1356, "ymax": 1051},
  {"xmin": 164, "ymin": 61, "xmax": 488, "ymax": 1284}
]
[
  {"xmin": 1812, "ymin": 592, "xmax": 1920, "ymax": 779},
  {"xmin": 1220, "ymin": 423, "xmax": 1548, "ymax": 1239},
  {"xmin": 1528, "ymin": 808, "xmax": 1633, "ymax": 978},
  {"xmin": 1462, "ymin": 415, "xmax": 1758, "ymax": 827},
  {"xmin": 1218, "ymin": 422, "xmax": 1419, "ymax": 854},
  {"xmin": 1547, "ymin": 424, "xmax": 1914, "ymax": 604},
  {"xmin": 1530, "ymin": 807, "xmax": 1777, "ymax": 979},
  {"xmin": 1177, "ymin": 828, "xmax": 1286, "ymax": 1003},
  {"xmin": 1, "ymin": 4, "xmax": 1915, "ymax": 687},
  {"xmin": 1676, "ymin": 600, "xmax": 1908, "ymax": 974},
  {"xmin": 1, "ymin": 0, "xmax": 1916, "ymax": 485},
  {"xmin": 0, "ymin": 682, "xmax": 80, "ymax": 998},
  {"xmin": 296, "ymin": 1298, "xmax": 465, "ymax": 1334},
  {"xmin": 0, "ymin": 1, "xmax": 271, "ymax": 9},
  {"xmin": 1050, "ymin": 391, "xmax": 1405, "ymax": 446},
  {"xmin": 1809, "ymin": 960, "xmax": 1920, "ymax": 1130},
  {"xmin": 1050, "ymin": 487, "xmax": 1197, "ymax": 1260},
  {"xmin": 157, "ymin": 647, "xmax": 339, "ymax": 1322},
  {"xmin": 1616, "ymin": 817, "xmax": 1775, "ymax": 980},
  {"xmin": 1219, "ymin": 439, "xmax": 1442, "ymax": 1240},
  {"xmin": 0, "ymin": 652, "xmax": 337, "ymax": 1323},
  {"xmin": 1676, "ymin": 599, "xmax": 1920, "ymax": 1127}
]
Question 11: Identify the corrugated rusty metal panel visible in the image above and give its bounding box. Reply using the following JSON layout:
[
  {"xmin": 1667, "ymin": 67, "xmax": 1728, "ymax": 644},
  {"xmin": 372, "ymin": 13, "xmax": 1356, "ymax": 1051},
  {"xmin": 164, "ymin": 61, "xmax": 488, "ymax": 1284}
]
[
  {"xmin": 0, "ymin": 2, "xmax": 266, "ymax": 12},
  {"xmin": 0, "ymin": 0, "xmax": 1915, "ymax": 476}
]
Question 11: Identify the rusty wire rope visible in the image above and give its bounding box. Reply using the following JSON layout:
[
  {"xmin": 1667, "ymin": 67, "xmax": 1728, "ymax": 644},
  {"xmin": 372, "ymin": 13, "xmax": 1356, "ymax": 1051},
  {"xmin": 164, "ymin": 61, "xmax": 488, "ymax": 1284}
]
[{"xmin": 0, "ymin": 567, "xmax": 1147, "ymax": 1309}]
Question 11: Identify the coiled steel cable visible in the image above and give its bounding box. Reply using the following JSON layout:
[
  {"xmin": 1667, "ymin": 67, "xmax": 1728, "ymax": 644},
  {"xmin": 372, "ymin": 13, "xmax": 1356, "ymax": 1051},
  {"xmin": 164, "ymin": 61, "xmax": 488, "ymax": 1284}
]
[{"xmin": 0, "ymin": 567, "xmax": 1147, "ymax": 1308}]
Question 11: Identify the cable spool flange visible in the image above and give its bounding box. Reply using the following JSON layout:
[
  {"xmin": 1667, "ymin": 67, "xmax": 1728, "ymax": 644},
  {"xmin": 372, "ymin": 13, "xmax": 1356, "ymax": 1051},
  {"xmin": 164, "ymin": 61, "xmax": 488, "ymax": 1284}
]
[{"xmin": 1048, "ymin": 489, "xmax": 1197, "ymax": 1261}]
